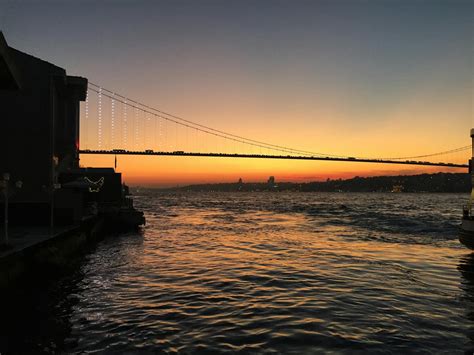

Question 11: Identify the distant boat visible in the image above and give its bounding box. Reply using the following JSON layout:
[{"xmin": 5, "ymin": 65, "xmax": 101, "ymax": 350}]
[{"xmin": 460, "ymin": 129, "xmax": 474, "ymax": 249}]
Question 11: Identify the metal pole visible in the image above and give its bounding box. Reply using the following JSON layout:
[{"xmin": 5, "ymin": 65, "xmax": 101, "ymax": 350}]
[
  {"xmin": 471, "ymin": 129, "xmax": 474, "ymax": 159},
  {"xmin": 50, "ymin": 185, "xmax": 54, "ymax": 236},
  {"xmin": 470, "ymin": 129, "xmax": 474, "ymax": 215},
  {"xmin": 4, "ymin": 182, "xmax": 8, "ymax": 245},
  {"xmin": 3, "ymin": 173, "xmax": 9, "ymax": 245},
  {"xmin": 50, "ymin": 76, "xmax": 55, "ymax": 236}
]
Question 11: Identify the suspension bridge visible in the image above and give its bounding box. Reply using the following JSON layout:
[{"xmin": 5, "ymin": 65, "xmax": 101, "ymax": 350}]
[{"xmin": 79, "ymin": 83, "xmax": 470, "ymax": 169}]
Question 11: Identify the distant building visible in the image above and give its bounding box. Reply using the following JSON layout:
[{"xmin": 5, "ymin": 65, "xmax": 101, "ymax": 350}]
[{"xmin": 391, "ymin": 185, "xmax": 404, "ymax": 193}]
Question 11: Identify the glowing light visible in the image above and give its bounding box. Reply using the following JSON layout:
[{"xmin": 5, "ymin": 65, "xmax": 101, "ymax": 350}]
[
  {"xmin": 85, "ymin": 176, "xmax": 104, "ymax": 192},
  {"xmin": 111, "ymin": 95, "xmax": 115, "ymax": 148},
  {"xmin": 98, "ymin": 87, "xmax": 102, "ymax": 148},
  {"xmin": 85, "ymin": 90, "xmax": 89, "ymax": 149},
  {"xmin": 123, "ymin": 100, "xmax": 127, "ymax": 148}
]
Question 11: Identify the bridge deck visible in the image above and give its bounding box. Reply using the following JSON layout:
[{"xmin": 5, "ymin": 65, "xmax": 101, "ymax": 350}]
[{"xmin": 79, "ymin": 150, "xmax": 468, "ymax": 168}]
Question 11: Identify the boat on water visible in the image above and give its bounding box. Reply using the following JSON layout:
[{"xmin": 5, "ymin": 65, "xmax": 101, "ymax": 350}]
[{"xmin": 460, "ymin": 129, "xmax": 474, "ymax": 250}]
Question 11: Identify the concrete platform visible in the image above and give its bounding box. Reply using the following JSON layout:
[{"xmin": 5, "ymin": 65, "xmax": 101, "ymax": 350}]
[
  {"xmin": 0, "ymin": 225, "xmax": 80, "ymax": 259},
  {"xmin": 0, "ymin": 217, "xmax": 103, "ymax": 288}
]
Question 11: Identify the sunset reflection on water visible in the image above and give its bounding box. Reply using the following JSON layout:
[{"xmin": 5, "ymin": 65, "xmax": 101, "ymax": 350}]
[
  {"xmin": 3, "ymin": 192, "xmax": 472, "ymax": 353},
  {"xmin": 47, "ymin": 191, "xmax": 471, "ymax": 353}
]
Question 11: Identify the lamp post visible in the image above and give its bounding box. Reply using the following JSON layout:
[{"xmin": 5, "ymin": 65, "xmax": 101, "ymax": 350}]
[{"xmin": 2, "ymin": 172, "xmax": 9, "ymax": 246}]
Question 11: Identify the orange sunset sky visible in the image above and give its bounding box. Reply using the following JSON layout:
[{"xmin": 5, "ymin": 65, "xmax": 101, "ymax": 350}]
[{"xmin": 2, "ymin": 0, "xmax": 472, "ymax": 186}]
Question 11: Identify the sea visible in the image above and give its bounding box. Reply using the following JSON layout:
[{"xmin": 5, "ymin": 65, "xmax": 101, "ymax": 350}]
[{"xmin": 2, "ymin": 191, "xmax": 474, "ymax": 354}]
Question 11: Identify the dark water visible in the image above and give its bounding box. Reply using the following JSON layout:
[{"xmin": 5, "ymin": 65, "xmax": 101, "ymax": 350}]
[{"xmin": 4, "ymin": 192, "xmax": 474, "ymax": 353}]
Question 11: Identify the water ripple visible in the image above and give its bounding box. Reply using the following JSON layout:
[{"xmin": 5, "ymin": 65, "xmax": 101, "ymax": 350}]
[{"xmin": 3, "ymin": 192, "xmax": 473, "ymax": 353}]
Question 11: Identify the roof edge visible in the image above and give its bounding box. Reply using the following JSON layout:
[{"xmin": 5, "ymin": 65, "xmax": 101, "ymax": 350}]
[{"xmin": 0, "ymin": 31, "xmax": 22, "ymax": 90}]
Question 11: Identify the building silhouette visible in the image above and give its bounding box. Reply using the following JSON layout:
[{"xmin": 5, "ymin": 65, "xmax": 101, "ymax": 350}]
[{"xmin": 0, "ymin": 32, "xmax": 142, "ymax": 227}]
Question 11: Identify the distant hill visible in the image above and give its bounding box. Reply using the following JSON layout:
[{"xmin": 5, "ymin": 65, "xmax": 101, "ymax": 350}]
[{"xmin": 169, "ymin": 173, "xmax": 470, "ymax": 193}]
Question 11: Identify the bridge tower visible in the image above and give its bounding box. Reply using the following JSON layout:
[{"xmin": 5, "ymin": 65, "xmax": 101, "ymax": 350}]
[
  {"xmin": 471, "ymin": 129, "xmax": 474, "ymax": 162},
  {"xmin": 460, "ymin": 128, "xmax": 474, "ymax": 249},
  {"xmin": 470, "ymin": 129, "xmax": 474, "ymax": 212}
]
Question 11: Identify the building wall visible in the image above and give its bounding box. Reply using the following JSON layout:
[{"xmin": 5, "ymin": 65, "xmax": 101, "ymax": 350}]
[
  {"xmin": 0, "ymin": 48, "xmax": 64, "ymax": 201},
  {"xmin": 0, "ymin": 48, "xmax": 86, "ymax": 204}
]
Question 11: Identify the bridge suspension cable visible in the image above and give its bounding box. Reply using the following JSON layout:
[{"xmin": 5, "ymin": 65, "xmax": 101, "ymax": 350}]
[
  {"xmin": 381, "ymin": 145, "xmax": 471, "ymax": 160},
  {"xmin": 87, "ymin": 86, "xmax": 311, "ymax": 156},
  {"xmin": 83, "ymin": 83, "xmax": 470, "ymax": 165},
  {"xmin": 88, "ymin": 82, "xmax": 347, "ymax": 158}
]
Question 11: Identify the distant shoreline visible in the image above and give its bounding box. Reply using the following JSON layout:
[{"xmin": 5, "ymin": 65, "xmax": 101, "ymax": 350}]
[{"xmin": 146, "ymin": 172, "xmax": 470, "ymax": 193}]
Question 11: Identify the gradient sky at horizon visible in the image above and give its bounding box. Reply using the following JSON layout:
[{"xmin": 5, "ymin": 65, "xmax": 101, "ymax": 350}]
[{"xmin": 1, "ymin": 0, "xmax": 472, "ymax": 186}]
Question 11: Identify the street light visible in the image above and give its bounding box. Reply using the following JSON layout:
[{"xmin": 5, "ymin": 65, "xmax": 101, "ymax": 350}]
[{"xmin": 2, "ymin": 172, "xmax": 9, "ymax": 246}]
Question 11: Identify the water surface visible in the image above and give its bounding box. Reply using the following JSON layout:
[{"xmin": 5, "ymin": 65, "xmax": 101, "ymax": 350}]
[{"xmin": 5, "ymin": 192, "xmax": 474, "ymax": 353}]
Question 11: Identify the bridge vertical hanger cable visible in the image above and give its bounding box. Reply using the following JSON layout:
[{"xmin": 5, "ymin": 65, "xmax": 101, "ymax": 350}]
[
  {"xmin": 84, "ymin": 84, "xmax": 470, "ymax": 164},
  {"xmin": 141, "ymin": 110, "xmax": 144, "ymax": 150},
  {"xmin": 163, "ymin": 117, "xmax": 166, "ymax": 151},
  {"xmin": 86, "ymin": 85, "xmax": 361, "ymax": 156},
  {"xmin": 138, "ymin": 108, "xmax": 141, "ymax": 151},
  {"xmin": 98, "ymin": 87, "xmax": 102, "ymax": 149},
  {"xmin": 158, "ymin": 118, "xmax": 161, "ymax": 151},
  {"xmin": 154, "ymin": 115, "xmax": 157, "ymax": 151},
  {"xmin": 123, "ymin": 99, "xmax": 127, "ymax": 148},
  {"xmin": 119, "ymin": 98, "xmax": 123, "ymax": 148},
  {"xmin": 146, "ymin": 111, "xmax": 150, "ymax": 150},
  {"xmin": 131, "ymin": 105, "xmax": 134, "ymax": 150},
  {"xmin": 85, "ymin": 90, "xmax": 89, "ymax": 149},
  {"xmin": 134, "ymin": 106, "xmax": 137, "ymax": 151},
  {"xmin": 111, "ymin": 93, "xmax": 115, "ymax": 149},
  {"xmin": 87, "ymin": 83, "xmax": 347, "ymax": 158}
]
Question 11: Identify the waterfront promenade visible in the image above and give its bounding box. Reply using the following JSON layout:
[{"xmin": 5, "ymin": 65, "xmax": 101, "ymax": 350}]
[{"xmin": 0, "ymin": 217, "xmax": 101, "ymax": 288}]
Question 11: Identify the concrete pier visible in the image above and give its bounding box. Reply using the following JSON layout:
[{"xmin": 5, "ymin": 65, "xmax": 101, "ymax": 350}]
[{"xmin": 0, "ymin": 217, "xmax": 104, "ymax": 288}]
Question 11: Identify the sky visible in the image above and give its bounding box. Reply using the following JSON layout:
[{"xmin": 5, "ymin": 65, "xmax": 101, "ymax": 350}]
[{"xmin": 1, "ymin": 0, "xmax": 472, "ymax": 186}]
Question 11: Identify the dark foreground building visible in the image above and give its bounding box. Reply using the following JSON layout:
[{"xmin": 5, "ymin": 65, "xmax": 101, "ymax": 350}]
[{"xmin": 0, "ymin": 32, "xmax": 144, "ymax": 228}]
